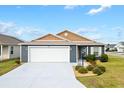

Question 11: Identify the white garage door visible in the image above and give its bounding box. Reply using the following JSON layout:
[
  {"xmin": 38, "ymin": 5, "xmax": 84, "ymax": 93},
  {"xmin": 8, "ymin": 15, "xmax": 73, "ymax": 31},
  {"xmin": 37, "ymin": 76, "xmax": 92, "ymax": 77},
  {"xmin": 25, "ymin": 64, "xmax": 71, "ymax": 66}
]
[{"xmin": 28, "ymin": 46, "xmax": 70, "ymax": 62}]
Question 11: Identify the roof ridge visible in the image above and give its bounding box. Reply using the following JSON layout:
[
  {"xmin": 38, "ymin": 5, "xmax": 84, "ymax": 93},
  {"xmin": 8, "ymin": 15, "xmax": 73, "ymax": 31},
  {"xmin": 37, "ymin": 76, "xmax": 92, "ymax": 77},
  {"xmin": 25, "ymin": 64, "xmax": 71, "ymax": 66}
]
[{"xmin": 57, "ymin": 30, "xmax": 93, "ymax": 41}]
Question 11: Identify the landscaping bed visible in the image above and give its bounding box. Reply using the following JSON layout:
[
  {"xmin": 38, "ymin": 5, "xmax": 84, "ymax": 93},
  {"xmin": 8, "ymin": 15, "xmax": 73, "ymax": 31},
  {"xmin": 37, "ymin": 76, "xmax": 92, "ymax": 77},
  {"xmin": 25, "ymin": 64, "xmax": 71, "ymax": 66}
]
[
  {"xmin": 73, "ymin": 66, "xmax": 96, "ymax": 77},
  {"xmin": 77, "ymin": 55, "xmax": 124, "ymax": 88},
  {"xmin": 74, "ymin": 54, "xmax": 106, "ymax": 77},
  {"xmin": 0, "ymin": 58, "xmax": 21, "ymax": 76}
]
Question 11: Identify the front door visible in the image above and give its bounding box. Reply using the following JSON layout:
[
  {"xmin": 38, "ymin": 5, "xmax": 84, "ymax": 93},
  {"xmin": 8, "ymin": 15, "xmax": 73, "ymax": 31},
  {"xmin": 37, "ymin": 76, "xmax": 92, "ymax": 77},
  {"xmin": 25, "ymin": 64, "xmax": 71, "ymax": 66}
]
[{"xmin": 78, "ymin": 46, "xmax": 87, "ymax": 61}]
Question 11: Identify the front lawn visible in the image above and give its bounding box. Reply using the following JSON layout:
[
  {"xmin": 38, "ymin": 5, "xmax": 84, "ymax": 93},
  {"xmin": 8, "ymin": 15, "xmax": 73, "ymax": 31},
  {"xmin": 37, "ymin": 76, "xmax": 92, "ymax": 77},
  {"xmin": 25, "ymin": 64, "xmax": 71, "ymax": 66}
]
[
  {"xmin": 77, "ymin": 55, "xmax": 124, "ymax": 88},
  {"xmin": 0, "ymin": 59, "xmax": 21, "ymax": 76}
]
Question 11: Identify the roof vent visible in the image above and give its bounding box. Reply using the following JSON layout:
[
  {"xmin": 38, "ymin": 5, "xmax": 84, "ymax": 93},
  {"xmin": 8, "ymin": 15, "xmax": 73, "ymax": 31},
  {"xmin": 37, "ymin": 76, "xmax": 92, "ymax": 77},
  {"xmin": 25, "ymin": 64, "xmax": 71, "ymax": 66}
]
[{"xmin": 64, "ymin": 32, "xmax": 68, "ymax": 37}]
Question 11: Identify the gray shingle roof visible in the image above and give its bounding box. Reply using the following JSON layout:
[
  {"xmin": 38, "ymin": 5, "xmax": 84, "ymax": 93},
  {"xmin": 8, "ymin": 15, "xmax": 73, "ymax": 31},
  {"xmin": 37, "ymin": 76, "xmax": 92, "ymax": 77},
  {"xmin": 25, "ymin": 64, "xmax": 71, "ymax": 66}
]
[
  {"xmin": 106, "ymin": 44, "xmax": 116, "ymax": 48},
  {"xmin": 20, "ymin": 40, "xmax": 104, "ymax": 46},
  {"xmin": 20, "ymin": 41, "xmax": 75, "ymax": 45},
  {"xmin": 0, "ymin": 34, "xmax": 23, "ymax": 45}
]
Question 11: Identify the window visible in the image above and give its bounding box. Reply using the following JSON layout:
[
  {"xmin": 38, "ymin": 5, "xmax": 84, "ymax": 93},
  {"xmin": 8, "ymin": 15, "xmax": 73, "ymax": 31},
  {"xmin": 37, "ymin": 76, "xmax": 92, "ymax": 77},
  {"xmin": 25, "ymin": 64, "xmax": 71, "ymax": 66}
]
[
  {"xmin": 93, "ymin": 47, "xmax": 99, "ymax": 56},
  {"xmin": 10, "ymin": 46, "xmax": 14, "ymax": 54}
]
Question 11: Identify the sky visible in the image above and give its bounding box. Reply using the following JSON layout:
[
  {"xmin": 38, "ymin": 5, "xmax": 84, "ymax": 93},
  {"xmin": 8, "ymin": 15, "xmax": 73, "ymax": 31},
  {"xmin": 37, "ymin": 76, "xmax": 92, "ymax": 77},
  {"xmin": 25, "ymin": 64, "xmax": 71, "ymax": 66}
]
[{"xmin": 0, "ymin": 5, "xmax": 124, "ymax": 43}]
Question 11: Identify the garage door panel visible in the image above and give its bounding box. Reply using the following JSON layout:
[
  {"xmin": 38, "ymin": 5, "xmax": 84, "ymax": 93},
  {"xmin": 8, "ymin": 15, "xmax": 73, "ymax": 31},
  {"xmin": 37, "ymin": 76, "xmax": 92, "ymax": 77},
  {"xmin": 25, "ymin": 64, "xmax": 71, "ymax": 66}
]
[{"xmin": 29, "ymin": 46, "xmax": 70, "ymax": 62}]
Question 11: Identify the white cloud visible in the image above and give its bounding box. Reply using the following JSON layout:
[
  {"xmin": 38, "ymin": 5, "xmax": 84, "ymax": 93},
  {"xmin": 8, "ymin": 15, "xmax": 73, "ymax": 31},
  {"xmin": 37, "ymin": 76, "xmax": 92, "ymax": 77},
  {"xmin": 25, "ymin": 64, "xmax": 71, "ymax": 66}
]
[
  {"xmin": 112, "ymin": 26, "xmax": 124, "ymax": 31},
  {"xmin": 112, "ymin": 26, "xmax": 124, "ymax": 40},
  {"xmin": 0, "ymin": 21, "xmax": 44, "ymax": 40},
  {"xmin": 87, "ymin": 5, "xmax": 111, "ymax": 15},
  {"xmin": 16, "ymin": 30, "xmax": 23, "ymax": 36},
  {"xmin": 0, "ymin": 21, "xmax": 15, "ymax": 33},
  {"xmin": 74, "ymin": 27, "xmax": 102, "ymax": 41},
  {"xmin": 15, "ymin": 27, "xmax": 41, "ymax": 36},
  {"xmin": 64, "ymin": 5, "xmax": 78, "ymax": 10},
  {"xmin": 76, "ymin": 27, "xmax": 98, "ymax": 34},
  {"xmin": 86, "ymin": 33, "xmax": 102, "ymax": 40}
]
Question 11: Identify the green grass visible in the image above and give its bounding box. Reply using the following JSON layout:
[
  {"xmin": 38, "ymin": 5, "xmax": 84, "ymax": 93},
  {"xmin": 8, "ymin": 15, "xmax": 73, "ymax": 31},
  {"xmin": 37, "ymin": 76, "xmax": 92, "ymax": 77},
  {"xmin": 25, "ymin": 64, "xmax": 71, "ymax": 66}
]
[
  {"xmin": 0, "ymin": 59, "xmax": 21, "ymax": 76},
  {"xmin": 77, "ymin": 55, "xmax": 124, "ymax": 88}
]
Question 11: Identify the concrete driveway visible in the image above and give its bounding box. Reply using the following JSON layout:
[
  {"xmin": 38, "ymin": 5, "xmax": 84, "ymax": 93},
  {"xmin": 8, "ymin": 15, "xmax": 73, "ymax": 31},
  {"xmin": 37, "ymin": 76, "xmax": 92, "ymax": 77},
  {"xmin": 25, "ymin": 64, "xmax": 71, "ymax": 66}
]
[{"xmin": 0, "ymin": 63, "xmax": 85, "ymax": 88}]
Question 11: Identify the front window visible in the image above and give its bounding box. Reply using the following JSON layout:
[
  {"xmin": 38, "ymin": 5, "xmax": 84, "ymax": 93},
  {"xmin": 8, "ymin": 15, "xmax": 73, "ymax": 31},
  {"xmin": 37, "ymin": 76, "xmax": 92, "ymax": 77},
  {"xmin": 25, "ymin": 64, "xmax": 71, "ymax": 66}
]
[
  {"xmin": 93, "ymin": 47, "xmax": 99, "ymax": 56},
  {"xmin": 10, "ymin": 46, "xmax": 14, "ymax": 54}
]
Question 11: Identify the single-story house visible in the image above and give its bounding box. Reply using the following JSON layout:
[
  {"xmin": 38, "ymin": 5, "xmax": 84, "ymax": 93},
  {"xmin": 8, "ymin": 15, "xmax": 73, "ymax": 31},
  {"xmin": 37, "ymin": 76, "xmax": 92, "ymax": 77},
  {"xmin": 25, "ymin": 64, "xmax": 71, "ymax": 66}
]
[
  {"xmin": 115, "ymin": 42, "xmax": 124, "ymax": 53},
  {"xmin": 20, "ymin": 30, "xmax": 105, "ymax": 64},
  {"xmin": 0, "ymin": 34, "xmax": 23, "ymax": 61},
  {"xmin": 105, "ymin": 44, "xmax": 116, "ymax": 51}
]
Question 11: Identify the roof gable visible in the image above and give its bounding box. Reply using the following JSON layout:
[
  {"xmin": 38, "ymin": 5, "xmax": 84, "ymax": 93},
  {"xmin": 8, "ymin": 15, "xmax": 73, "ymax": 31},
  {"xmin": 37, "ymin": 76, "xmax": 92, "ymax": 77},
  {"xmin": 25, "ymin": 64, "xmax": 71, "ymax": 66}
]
[
  {"xmin": 57, "ymin": 30, "xmax": 92, "ymax": 41},
  {"xmin": 32, "ymin": 34, "xmax": 64, "ymax": 41}
]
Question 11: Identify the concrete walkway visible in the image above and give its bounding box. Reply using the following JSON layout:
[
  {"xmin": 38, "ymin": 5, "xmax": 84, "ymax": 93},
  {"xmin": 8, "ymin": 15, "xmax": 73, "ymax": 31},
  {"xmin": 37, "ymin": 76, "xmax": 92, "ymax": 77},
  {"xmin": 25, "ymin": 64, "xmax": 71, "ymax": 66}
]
[{"xmin": 0, "ymin": 63, "xmax": 85, "ymax": 88}]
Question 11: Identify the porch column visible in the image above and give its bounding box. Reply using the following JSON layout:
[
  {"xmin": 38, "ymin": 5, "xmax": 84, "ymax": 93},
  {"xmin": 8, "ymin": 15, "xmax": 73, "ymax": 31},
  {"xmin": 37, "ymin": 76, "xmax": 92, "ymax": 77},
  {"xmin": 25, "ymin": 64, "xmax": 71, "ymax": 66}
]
[
  {"xmin": 87, "ymin": 46, "xmax": 88, "ymax": 55},
  {"xmin": 76, "ymin": 45, "xmax": 78, "ymax": 63},
  {"xmin": 102, "ymin": 46, "xmax": 105, "ymax": 54},
  {"xmin": 0, "ymin": 45, "xmax": 3, "ymax": 61},
  {"xmin": 88, "ymin": 46, "xmax": 91, "ymax": 55}
]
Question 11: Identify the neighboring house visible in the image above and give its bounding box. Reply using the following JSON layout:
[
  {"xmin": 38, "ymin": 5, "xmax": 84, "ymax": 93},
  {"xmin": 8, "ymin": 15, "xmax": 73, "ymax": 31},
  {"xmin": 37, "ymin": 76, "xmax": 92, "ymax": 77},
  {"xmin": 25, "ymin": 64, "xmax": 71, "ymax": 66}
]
[
  {"xmin": 0, "ymin": 34, "xmax": 23, "ymax": 61},
  {"xmin": 20, "ymin": 30, "xmax": 105, "ymax": 64},
  {"xmin": 115, "ymin": 42, "xmax": 124, "ymax": 53},
  {"xmin": 105, "ymin": 44, "xmax": 116, "ymax": 51}
]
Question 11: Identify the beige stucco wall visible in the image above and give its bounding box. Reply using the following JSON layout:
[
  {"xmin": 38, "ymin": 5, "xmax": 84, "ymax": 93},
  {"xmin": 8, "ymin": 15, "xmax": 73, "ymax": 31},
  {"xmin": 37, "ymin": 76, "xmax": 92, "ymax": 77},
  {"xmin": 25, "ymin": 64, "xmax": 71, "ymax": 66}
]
[
  {"xmin": 10, "ymin": 46, "xmax": 20, "ymax": 59},
  {"xmin": 2, "ymin": 46, "xmax": 9, "ymax": 60}
]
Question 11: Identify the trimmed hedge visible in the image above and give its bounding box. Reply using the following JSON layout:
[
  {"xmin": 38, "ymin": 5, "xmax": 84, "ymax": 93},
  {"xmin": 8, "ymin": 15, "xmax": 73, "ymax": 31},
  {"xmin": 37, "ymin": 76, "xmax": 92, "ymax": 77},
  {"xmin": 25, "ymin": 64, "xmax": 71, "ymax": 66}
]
[
  {"xmin": 92, "ymin": 67, "xmax": 103, "ymax": 75},
  {"xmin": 97, "ymin": 65, "xmax": 106, "ymax": 72},
  {"xmin": 86, "ymin": 65, "xmax": 94, "ymax": 71},
  {"xmin": 75, "ymin": 65, "xmax": 82, "ymax": 71},
  {"xmin": 78, "ymin": 67, "xmax": 88, "ymax": 74},
  {"xmin": 100, "ymin": 54, "xmax": 108, "ymax": 62},
  {"xmin": 85, "ymin": 54, "xmax": 96, "ymax": 62},
  {"xmin": 92, "ymin": 65, "xmax": 106, "ymax": 75},
  {"xmin": 15, "ymin": 60, "xmax": 21, "ymax": 64},
  {"xmin": 85, "ymin": 54, "xmax": 96, "ymax": 66}
]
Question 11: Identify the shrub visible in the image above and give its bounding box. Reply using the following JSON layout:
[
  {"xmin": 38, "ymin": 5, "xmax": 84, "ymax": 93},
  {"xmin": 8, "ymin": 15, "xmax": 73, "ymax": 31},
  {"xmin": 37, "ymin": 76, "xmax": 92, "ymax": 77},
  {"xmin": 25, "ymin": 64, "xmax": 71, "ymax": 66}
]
[
  {"xmin": 15, "ymin": 60, "xmax": 21, "ymax": 64},
  {"xmin": 86, "ymin": 65, "xmax": 94, "ymax": 71},
  {"xmin": 85, "ymin": 54, "xmax": 96, "ymax": 62},
  {"xmin": 105, "ymin": 48, "xmax": 109, "ymax": 52},
  {"xmin": 85, "ymin": 54, "xmax": 96, "ymax": 66},
  {"xmin": 78, "ymin": 67, "xmax": 88, "ymax": 74},
  {"xmin": 100, "ymin": 54, "xmax": 108, "ymax": 62},
  {"xmin": 75, "ymin": 65, "xmax": 82, "ymax": 71},
  {"xmin": 98, "ymin": 65, "xmax": 106, "ymax": 72},
  {"xmin": 92, "ymin": 67, "xmax": 103, "ymax": 75}
]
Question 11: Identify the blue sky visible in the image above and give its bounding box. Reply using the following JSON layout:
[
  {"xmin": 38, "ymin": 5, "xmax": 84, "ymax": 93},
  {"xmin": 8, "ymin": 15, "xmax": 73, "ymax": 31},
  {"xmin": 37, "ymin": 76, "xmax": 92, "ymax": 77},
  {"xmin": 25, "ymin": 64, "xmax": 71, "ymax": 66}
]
[{"xmin": 0, "ymin": 5, "xmax": 124, "ymax": 43}]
